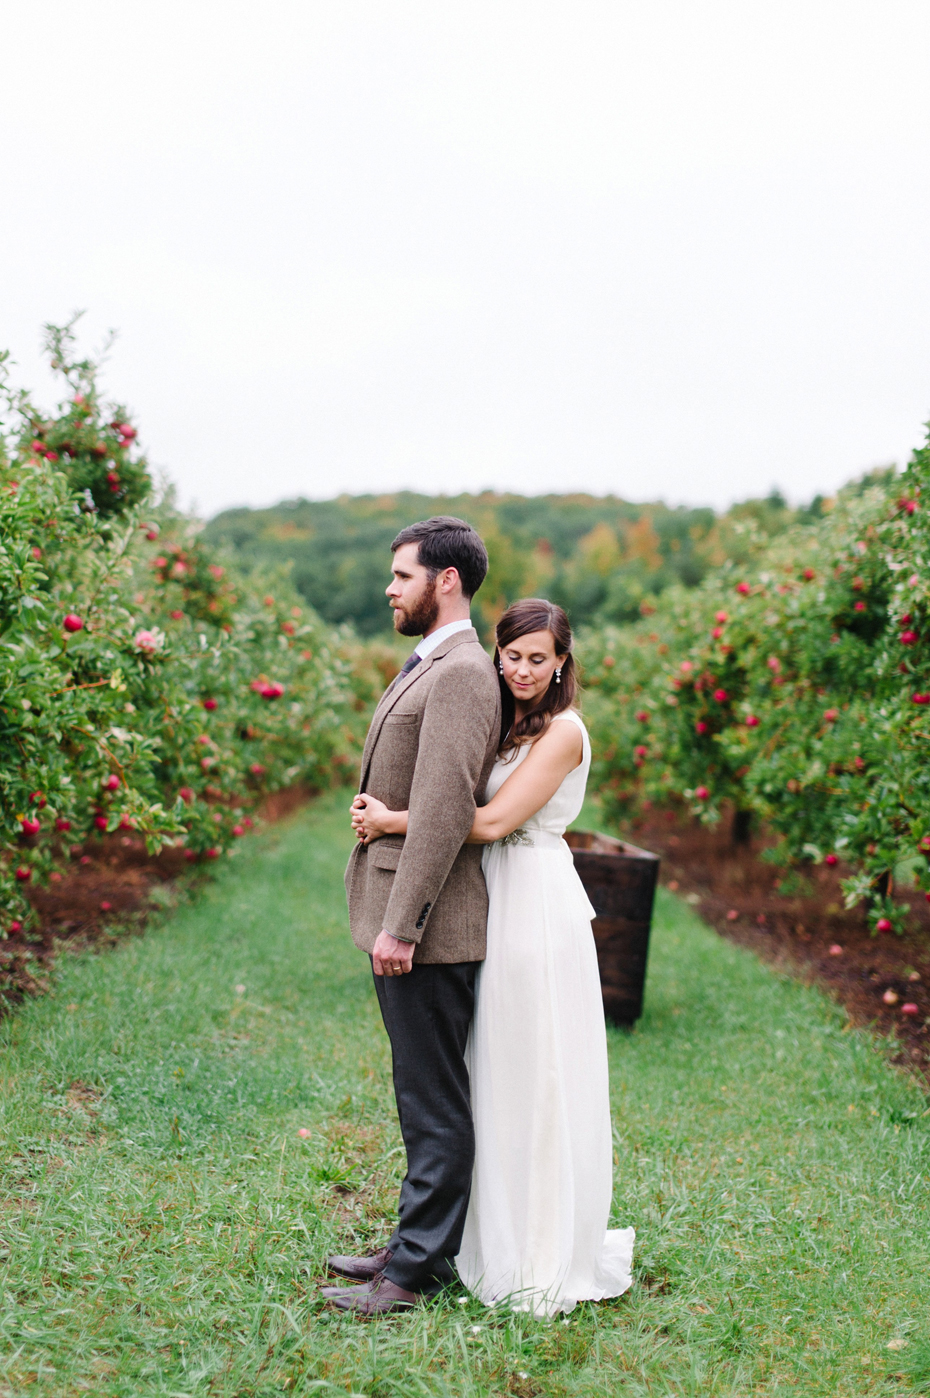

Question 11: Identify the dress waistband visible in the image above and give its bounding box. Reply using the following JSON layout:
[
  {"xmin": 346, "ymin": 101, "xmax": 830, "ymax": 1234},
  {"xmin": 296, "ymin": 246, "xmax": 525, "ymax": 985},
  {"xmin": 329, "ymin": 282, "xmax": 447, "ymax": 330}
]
[{"xmin": 496, "ymin": 828, "xmax": 567, "ymax": 850}]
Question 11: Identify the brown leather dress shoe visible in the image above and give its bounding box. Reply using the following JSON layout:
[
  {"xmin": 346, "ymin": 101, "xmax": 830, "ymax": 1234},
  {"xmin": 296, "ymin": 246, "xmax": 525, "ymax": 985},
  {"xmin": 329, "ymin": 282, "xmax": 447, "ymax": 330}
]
[
  {"xmin": 328, "ymin": 1272, "xmax": 418, "ymax": 1315},
  {"xmin": 327, "ymin": 1246, "xmax": 393, "ymax": 1281},
  {"xmin": 319, "ymin": 1281, "xmax": 365, "ymax": 1299}
]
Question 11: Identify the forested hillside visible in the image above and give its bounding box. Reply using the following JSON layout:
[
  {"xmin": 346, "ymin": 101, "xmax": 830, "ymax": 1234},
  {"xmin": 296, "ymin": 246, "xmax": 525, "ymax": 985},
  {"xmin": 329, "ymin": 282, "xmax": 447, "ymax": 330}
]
[{"xmin": 203, "ymin": 487, "xmax": 832, "ymax": 635}]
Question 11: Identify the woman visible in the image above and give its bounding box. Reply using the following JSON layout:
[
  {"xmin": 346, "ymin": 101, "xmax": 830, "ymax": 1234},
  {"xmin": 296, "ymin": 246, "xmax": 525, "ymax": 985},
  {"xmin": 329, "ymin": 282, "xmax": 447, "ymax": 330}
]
[{"xmin": 352, "ymin": 599, "xmax": 634, "ymax": 1316}]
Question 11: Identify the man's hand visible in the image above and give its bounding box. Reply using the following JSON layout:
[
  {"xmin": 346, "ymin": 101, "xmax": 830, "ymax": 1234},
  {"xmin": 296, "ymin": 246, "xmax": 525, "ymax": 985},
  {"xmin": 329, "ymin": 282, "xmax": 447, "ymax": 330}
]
[{"xmin": 372, "ymin": 929, "xmax": 415, "ymax": 977}]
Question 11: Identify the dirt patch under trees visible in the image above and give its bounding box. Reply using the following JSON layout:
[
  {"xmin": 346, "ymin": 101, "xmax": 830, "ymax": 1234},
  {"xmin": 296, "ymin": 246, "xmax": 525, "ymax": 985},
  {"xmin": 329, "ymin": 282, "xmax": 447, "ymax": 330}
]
[
  {"xmin": 626, "ymin": 805, "xmax": 930, "ymax": 1083},
  {"xmin": 0, "ymin": 786, "xmax": 318, "ymax": 1009}
]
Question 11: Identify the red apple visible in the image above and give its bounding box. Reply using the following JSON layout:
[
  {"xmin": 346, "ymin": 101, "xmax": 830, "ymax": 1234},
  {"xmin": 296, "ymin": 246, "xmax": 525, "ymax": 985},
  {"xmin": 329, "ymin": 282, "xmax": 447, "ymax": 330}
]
[
  {"xmin": 695, "ymin": 720, "xmax": 708, "ymax": 734},
  {"xmin": 715, "ymin": 610, "xmax": 728, "ymax": 623},
  {"xmin": 854, "ymin": 601, "xmax": 866, "ymax": 612},
  {"xmin": 15, "ymin": 867, "xmax": 31, "ymax": 882},
  {"xmin": 912, "ymin": 694, "xmax": 930, "ymax": 705},
  {"xmin": 802, "ymin": 568, "xmax": 815, "ymax": 580},
  {"xmin": 205, "ymin": 847, "xmax": 220, "ymax": 860},
  {"xmin": 63, "ymin": 613, "xmax": 84, "ymax": 633},
  {"xmin": 736, "ymin": 581, "xmax": 750, "ymax": 595},
  {"xmin": 20, "ymin": 816, "xmax": 40, "ymax": 836},
  {"xmin": 712, "ymin": 626, "xmax": 724, "ymax": 639},
  {"xmin": 8, "ymin": 921, "xmax": 22, "ymax": 934},
  {"xmin": 29, "ymin": 791, "xmax": 46, "ymax": 807},
  {"xmin": 824, "ymin": 853, "xmax": 838, "ymax": 866},
  {"xmin": 170, "ymin": 610, "xmax": 184, "ymax": 620},
  {"xmin": 232, "ymin": 824, "xmax": 245, "ymax": 836},
  {"xmin": 823, "ymin": 708, "xmax": 839, "ymax": 722},
  {"xmin": 94, "ymin": 814, "xmax": 109, "ymax": 832},
  {"xmin": 828, "ymin": 943, "xmax": 843, "ymax": 955},
  {"xmin": 713, "ymin": 688, "xmax": 728, "ymax": 702},
  {"xmin": 901, "ymin": 630, "xmax": 918, "ymax": 645},
  {"xmin": 249, "ymin": 764, "xmax": 265, "ymax": 777},
  {"xmin": 100, "ymin": 901, "xmax": 112, "ymax": 912},
  {"xmin": 102, "ymin": 774, "xmax": 120, "ymax": 791},
  {"xmin": 55, "ymin": 818, "xmax": 71, "ymax": 832},
  {"xmin": 745, "ymin": 715, "xmax": 759, "ymax": 727},
  {"xmin": 202, "ymin": 698, "xmax": 217, "ymax": 711},
  {"xmin": 901, "ymin": 1002, "xmax": 920, "ymax": 1015},
  {"xmin": 179, "ymin": 787, "xmax": 194, "ymax": 804},
  {"xmin": 876, "ymin": 917, "xmax": 893, "ymax": 933},
  {"xmin": 695, "ymin": 785, "xmax": 709, "ymax": 800}
]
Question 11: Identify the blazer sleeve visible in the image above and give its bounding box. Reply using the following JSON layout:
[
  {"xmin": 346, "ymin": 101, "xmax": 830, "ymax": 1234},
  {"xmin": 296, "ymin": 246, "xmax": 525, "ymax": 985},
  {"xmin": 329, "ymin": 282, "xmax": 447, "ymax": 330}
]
[{"xmin": 381, "ymin": 659, "xmax": 498, "ymax": 942}]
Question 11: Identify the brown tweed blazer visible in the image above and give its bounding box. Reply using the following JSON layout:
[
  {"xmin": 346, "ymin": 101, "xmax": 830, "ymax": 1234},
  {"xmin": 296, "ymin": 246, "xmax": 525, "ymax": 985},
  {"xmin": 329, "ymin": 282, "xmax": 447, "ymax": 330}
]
[{"xmin": 344, "ymin": 627, "xmax": 500, "ymax": 963}]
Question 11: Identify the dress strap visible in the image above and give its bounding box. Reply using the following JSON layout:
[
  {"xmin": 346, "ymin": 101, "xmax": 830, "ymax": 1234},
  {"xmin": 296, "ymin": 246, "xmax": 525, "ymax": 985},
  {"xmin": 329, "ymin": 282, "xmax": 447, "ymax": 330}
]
[
  {"xmin": 551, "ymin": 710, "xmax": 586, "ymax": 731},
  {"xmin": 551, "ymin": 709, "xmax": 589, "ymax": 757}
]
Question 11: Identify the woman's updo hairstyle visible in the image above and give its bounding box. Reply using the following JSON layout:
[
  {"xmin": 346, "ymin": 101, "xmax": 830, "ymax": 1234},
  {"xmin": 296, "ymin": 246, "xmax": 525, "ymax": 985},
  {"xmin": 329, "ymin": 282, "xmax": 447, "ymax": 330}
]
[{"xmin": 494, "ymin": 598, "xmax": 578, "ymax": 754}]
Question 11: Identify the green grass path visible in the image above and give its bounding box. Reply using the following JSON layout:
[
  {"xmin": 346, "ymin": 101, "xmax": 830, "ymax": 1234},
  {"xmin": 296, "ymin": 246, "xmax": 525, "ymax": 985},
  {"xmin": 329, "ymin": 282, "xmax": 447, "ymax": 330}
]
[{"xmin": 0, "ymin": 793, "xmax": 928, "ymax": 1397}]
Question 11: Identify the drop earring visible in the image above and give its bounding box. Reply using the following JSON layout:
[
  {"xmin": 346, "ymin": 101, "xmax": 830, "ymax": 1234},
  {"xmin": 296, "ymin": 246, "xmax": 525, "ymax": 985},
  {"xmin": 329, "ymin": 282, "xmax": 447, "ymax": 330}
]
[
  {"xmin": 499, "ymin": 661, "xmax": 504, "ymax": 676},
  {"xmin": 555, "ymin": 667, "xmax": 562, "ymax": 684}
]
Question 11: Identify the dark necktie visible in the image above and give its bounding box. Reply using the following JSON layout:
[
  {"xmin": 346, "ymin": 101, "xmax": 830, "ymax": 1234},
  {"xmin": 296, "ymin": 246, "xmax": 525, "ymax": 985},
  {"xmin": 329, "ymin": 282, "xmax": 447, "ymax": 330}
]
[{"xmin": 387, "ymin": 651, "xmax": 421, "ymax": 695}]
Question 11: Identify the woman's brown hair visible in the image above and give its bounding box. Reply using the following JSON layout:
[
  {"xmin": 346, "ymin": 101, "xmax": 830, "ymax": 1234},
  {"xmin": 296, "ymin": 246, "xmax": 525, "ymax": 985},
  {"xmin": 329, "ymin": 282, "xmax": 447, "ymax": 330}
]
[{"xmin": 494, "ymin": 598, "xmax": 578, "ymax": 754}]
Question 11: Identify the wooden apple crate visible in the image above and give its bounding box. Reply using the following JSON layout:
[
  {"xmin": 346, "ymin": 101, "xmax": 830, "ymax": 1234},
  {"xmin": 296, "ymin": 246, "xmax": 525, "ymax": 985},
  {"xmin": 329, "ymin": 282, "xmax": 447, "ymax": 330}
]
[{"xmin": 564, "ymin": 830, "xmax": 660, "ymax": 1027}]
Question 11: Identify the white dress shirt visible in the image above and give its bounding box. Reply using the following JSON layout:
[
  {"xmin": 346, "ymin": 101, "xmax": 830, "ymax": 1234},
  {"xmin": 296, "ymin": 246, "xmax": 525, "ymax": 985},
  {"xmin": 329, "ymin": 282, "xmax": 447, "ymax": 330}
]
[{"xmin": 414, "ymin": 616, "xmax": 474, "ymax": 660}]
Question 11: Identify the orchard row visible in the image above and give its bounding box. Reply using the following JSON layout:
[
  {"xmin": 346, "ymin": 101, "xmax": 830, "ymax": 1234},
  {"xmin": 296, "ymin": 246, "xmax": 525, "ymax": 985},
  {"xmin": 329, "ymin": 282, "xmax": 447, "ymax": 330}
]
[
  {"xmin": 0, "ymin": 325, "xmax": 391, "ymax": 934},
  {"xmin": 581, "ymin": 437, "xmax": 930, "ymax": 933}
]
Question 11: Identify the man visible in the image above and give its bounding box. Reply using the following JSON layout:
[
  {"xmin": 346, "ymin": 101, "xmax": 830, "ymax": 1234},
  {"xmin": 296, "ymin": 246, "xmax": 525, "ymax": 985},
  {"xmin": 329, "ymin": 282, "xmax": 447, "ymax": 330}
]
[{"xmin": 323, "ymin": 516, "xmax": 500, "ymax": 1316}]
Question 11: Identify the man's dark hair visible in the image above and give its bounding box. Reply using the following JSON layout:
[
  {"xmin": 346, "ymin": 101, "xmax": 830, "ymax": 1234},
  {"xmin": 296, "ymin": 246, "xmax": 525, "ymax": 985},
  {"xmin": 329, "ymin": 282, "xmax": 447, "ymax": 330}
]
[{"xmin": 391, "ymin": 516, "xmax": 489, "ymax": 599}]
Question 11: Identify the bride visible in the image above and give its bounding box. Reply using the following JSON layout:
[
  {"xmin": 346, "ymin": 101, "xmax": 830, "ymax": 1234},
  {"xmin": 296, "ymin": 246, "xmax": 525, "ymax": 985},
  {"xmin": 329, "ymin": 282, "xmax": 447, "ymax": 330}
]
[{"xmin": 352, "ymin": 598, "xmax": 634, "ymax": 1316}]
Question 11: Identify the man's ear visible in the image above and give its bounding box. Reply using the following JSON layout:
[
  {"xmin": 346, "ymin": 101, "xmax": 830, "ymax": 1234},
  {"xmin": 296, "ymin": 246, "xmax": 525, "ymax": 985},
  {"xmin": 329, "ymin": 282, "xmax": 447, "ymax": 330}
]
[{"xmin": 438, "ymin": 566, "xmax": 462, "ymax": 596}]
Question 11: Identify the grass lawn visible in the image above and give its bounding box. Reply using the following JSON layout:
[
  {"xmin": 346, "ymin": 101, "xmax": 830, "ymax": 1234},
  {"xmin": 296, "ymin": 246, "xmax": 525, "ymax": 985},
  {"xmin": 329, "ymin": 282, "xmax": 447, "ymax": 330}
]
[{"xmin": 0, "ymin": 792, "xmax": 928, "ymax": 1397}]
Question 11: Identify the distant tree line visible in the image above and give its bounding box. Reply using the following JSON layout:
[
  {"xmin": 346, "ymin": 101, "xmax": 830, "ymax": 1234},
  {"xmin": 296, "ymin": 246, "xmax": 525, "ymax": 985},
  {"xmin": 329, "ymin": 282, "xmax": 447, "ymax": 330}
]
[{"xmin": 203, "ymin": 486, "xmax": 841, "ymax": 637}]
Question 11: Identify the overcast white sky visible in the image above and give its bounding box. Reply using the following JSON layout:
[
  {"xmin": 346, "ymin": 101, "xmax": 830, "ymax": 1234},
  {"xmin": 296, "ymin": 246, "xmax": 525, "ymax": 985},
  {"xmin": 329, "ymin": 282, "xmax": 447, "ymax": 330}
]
[{"xmin": 3, "ymin": 1, "xmax": 930, "ymax": 516}]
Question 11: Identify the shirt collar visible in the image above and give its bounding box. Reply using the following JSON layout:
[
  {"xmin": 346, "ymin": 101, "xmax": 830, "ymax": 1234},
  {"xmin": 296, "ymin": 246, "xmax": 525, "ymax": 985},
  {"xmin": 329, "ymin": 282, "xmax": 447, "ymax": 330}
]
[{"xmin": 415, "ymin": 617, "xmax": 473, "ymax": 659}]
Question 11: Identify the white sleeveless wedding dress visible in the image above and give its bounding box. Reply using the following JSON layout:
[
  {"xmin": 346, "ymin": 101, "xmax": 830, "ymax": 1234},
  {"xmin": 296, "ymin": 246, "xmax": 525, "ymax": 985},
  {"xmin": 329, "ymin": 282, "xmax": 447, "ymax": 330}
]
[{"xmin": 456, "ymin": 710, "xmax": 635, "ymax": 1316}]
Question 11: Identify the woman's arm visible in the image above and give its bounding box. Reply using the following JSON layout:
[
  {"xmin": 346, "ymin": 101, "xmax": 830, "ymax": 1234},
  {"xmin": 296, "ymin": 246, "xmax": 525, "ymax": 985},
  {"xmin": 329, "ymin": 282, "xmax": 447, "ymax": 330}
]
[
  {"xmin": 467, "ymin": 719, "xmax": 583, "ymax": 844},
  {"xmin": 353, "ymin": 717, "xmax": 582, "ymax": 847},
  {"xmin": 351, "ymin": 794, "xmax": 408, "ymax": 843}
]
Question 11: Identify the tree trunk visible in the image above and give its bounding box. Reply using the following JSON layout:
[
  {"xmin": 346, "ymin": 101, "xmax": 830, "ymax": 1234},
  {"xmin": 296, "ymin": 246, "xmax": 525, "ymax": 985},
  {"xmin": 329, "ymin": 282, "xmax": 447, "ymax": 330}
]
[{"xmin": 731, "ymin": 807, "xmax": 753, "ymax": 846}]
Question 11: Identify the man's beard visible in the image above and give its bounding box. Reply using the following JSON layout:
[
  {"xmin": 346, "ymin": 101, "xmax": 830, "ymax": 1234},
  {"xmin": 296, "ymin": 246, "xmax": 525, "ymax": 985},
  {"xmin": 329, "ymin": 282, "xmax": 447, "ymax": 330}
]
[{"xmin": 393, "ymin": 581, "xmax": 440, "ymax": 637}]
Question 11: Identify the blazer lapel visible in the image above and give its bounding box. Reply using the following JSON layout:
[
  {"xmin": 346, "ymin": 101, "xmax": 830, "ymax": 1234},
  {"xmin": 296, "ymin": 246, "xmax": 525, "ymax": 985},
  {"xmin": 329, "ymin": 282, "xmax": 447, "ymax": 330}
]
[
  {"xmin": 359, "ymin": 657, "xmax": 434, "ymax": 792},
  {"xmin": 358, "ymin": 627, "xmax": 482, "ymax": 793}
]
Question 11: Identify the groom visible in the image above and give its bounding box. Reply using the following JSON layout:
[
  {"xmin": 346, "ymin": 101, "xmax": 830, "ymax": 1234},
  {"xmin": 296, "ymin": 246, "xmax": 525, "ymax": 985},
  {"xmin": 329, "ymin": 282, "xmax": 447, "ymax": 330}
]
[{"xmin": 323, "ymin": 516, "xmax": 500, "ymax": 1315}]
